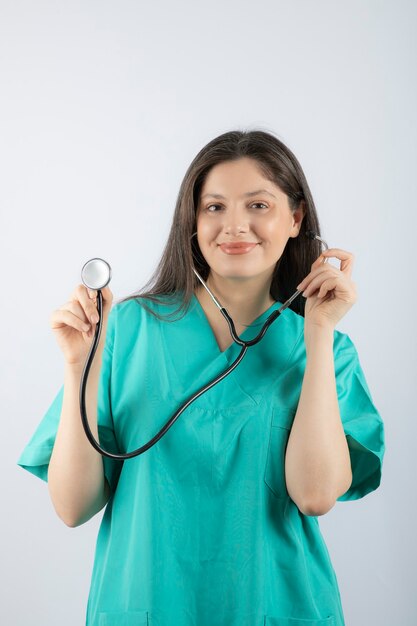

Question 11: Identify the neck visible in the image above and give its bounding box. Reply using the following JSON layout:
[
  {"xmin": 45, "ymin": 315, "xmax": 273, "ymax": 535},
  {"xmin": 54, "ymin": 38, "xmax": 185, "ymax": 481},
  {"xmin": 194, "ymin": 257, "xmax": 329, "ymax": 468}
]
[{"xmin": 195, "ymin": 272, "xmax": 276, "ymax": 327}]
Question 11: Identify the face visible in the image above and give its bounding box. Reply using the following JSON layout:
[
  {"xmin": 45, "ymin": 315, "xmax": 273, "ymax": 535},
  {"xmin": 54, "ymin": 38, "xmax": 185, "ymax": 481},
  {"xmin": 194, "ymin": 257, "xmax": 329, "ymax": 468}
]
[{"xmin": 196, "ymin": 157, "xmax": 304, "ymax": 284}]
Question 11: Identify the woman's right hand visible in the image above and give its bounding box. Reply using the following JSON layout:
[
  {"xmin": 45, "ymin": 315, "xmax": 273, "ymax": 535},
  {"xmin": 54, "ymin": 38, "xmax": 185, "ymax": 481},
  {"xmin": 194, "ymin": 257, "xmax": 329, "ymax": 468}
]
[{"xmin": 50, "ymin": 284, "xmax": 114, "ymax": 366}]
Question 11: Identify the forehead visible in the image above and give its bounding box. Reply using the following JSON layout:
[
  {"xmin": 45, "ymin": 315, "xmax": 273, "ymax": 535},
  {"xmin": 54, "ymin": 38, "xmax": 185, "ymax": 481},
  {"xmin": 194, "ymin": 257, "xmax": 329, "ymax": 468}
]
[{"xmin": 200, "ymin": 158, "xmax": 285, "ymax": 200}]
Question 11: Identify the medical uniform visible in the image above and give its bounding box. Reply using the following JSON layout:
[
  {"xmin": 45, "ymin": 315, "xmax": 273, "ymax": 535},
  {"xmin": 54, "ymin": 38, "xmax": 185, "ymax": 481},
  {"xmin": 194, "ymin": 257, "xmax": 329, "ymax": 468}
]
[{"xmin": 17, "ymin": 294, "xmax": 385, "ymax": 626}]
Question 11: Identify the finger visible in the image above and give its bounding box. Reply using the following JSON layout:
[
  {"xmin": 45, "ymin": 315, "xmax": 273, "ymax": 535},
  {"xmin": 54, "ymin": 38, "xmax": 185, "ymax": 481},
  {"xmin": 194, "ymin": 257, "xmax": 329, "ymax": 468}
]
[
  {"xmin": 59, "ymin": 301, "xmax": 96, "ymax": 336},
  {"xmin": 312, "ymin": 275, "xmax": 355, "ymax": 300},
  {"xmin": 316, "ymin": 277, "xmax": 339, "ymax": 299},
  {"xmin": 297, "ymin": 266, "xmax": 339, "ymax": 292},
  {"xmin": 51, "ymin": 309, "xmax": 92, "ymax": 333},
  {"xmin": 319, "ymin": 276, "xmax": 356, "ymax": 301},
  {"xmin": 101, "ymin": 288, "xmax": 113, "ymax": 312},
  {"xmin": 302, "ymin": 268, "xmax": 347, "ymax": 297},
  {"xmin": 300, "ymin": 249, "xmax": 354, "ymax": 289},
  {"xmin": 302, "ymin": 272, "xmax": 336, "ymax": 298},
  {"xmin": 320, "ymin": 249, "xmax": 354, "ymax": 278},
  {"xmin": 89, "ymin": 286, "xmax": 113, "ymax": 309},
  {"xmin": 76, "ymin": 284, "xmax": 100, "ymax": 326},
  {"xmin": 311, "ymin": 254, "xmax": 328, "ymax": 269}
]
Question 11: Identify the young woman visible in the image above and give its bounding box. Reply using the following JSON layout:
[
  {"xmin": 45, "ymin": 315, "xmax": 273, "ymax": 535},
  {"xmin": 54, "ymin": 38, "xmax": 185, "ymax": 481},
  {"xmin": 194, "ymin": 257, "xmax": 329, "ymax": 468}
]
[{"xmin": 17, "ymin": 130, "xmax": 385, "ymax": 626}]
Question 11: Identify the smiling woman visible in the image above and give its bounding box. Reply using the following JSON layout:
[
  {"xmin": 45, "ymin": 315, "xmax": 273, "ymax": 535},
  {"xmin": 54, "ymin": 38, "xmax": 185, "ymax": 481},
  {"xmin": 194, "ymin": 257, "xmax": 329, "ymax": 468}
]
[
  {"xmin": 116, "ymin": 129, "xmax": 325, "ymax": 322},
  {"xmin": 194, "ymin": 156, "xmax": 305, "ymax": 329},
  {"xmin": 17, "ymin": 129, "xmax": 385, "ymax": 626}
]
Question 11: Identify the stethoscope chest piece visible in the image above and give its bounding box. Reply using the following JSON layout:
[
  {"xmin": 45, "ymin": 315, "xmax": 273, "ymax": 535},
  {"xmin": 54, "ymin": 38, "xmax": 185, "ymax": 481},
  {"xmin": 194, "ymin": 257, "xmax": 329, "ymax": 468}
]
[{"xmin": 81, "ymin": 257, "xmax": 112, "ymax": 291}]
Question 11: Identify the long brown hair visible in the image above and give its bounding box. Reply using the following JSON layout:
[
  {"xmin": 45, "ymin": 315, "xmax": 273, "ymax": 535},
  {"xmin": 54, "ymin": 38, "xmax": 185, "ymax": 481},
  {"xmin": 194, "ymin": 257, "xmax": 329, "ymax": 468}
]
[{"xmin": 117, "ymin": 129, "xmax": 323, "ymax": 320}]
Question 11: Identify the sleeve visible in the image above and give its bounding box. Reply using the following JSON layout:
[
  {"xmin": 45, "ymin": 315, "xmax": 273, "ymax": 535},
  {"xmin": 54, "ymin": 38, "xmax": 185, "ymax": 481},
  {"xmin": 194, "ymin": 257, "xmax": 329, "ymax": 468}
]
[
  {"xmin": 16, "ymin": 304, "xmax": 123, "ymax": 496},
  {"xmin": 333, "ymin": 331, "xmax": 386, "ymax": 502}
]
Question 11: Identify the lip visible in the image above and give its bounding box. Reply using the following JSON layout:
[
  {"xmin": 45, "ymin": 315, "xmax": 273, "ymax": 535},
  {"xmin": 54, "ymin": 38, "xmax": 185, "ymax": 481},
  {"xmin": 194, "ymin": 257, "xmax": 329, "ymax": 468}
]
[{"xmin": 219, "ymin": 242, "xmax": 259, "ymax": 255}]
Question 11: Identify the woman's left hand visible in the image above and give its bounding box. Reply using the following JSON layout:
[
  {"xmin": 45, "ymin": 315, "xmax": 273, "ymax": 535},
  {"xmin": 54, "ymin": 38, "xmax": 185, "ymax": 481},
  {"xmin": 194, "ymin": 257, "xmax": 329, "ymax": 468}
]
[{"xmin": 296, "ymin": 248, "xmax": 357, "ymax": 330}]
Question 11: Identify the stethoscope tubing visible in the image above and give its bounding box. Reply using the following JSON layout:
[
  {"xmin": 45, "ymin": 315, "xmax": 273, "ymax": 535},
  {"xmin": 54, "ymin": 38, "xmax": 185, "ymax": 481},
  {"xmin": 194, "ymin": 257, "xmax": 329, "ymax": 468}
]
[
  {"xmin": 79, "ymin": 232, "xmax": 328, "ymax": 460},
  {"xmin": 79, "ymin": 294, "xmax": 250, "ymax": 460}
]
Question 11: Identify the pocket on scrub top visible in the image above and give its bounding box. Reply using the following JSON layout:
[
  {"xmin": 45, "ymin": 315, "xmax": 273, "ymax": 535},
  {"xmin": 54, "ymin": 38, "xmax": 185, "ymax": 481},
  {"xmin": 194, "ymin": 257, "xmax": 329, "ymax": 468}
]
[
  {"xmin": 264, "ymin": 615, "xmax": 335, "ymax": 625},
  {"xmin": 263, "ymin": 407, "xmax": 295, "ymax": 500},
  {"xmin": 98, "ymin": 611, "xmax": 149, "ymax": 625}
]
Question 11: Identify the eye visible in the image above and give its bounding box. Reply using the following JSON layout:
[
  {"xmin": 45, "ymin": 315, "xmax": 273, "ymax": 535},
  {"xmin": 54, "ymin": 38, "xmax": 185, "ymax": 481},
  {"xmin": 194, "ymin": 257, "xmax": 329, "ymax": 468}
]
[
  {"xmin": 205, "ymin": 202, "xmax": 268, "ymax": 212},
  {"xmin": 250, "ymin": 203, "xmax": 268, "ymax": 209}
]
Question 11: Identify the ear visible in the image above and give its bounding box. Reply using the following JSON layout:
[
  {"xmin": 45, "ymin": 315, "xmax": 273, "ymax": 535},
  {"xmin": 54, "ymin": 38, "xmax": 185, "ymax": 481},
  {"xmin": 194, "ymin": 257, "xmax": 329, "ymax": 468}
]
[{"xmin": 290, "ymin": 200, "xmax": 305, "ymax": 237}]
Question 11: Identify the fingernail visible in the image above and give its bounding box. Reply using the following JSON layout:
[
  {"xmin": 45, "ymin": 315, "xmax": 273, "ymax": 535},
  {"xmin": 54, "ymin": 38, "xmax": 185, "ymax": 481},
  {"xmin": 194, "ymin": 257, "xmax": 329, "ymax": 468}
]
[{"xmin": 91, "ymin": 314, "xmax": 99, "ymax": 324}]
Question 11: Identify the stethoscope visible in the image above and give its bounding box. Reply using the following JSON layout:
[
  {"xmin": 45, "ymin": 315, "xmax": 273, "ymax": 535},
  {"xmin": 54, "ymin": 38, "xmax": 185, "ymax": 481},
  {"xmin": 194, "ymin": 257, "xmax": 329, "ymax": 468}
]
[{"xmin": 80, "ymin": 230, "xmax": 328, "ymax": 460}]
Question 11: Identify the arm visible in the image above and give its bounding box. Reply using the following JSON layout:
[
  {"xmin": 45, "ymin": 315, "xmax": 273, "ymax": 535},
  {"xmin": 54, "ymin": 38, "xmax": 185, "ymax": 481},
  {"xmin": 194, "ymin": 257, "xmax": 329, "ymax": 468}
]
[
  {"xmin": 47, "ymin": 356, "xmax": 110, "ymax": 527},
  {"xmin": 285, "ymin": 325, "xmax": 353, "ymax": 516}
]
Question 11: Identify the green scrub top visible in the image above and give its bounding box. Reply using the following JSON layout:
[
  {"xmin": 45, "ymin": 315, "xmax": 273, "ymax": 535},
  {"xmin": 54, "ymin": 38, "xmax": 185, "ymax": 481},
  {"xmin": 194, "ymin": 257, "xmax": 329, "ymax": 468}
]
[{"xmin": 17, "ymin": 294, "xmax": 385, "ymax": 626}]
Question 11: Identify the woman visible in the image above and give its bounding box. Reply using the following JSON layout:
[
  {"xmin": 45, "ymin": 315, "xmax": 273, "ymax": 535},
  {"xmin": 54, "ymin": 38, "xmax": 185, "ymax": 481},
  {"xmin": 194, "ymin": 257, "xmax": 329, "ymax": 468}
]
[{"xmin": 17, "ymin": 130, "xmax": 385, "ymax": 626}]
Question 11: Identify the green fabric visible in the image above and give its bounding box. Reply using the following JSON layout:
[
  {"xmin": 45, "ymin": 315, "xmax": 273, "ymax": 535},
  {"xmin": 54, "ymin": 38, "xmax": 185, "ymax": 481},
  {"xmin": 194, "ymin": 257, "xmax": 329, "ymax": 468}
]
[{"xmin": 17, "ymin": 295, "xmax": 385, "ymax": 626}]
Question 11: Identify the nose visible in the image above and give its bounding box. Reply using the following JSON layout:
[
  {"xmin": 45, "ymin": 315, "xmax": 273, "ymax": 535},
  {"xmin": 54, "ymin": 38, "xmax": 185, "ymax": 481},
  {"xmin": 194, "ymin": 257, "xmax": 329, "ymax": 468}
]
[{"xmin": 223, "ymin": 206, "xmax": 249, "ymax": 236}]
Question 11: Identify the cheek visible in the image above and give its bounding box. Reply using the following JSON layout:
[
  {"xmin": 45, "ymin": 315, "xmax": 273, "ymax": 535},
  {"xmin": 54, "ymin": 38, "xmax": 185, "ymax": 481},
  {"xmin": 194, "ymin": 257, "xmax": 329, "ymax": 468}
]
[
  {"xmin": 260, "ymin": 215, "xmax": 281, "ymax": 236},
  {"xmin": 259, "ymin": 221, "xmax": 288, "ymax": 256},
  {"xmin": 196, "ymin": 218, "xmax": 217, "ymax": 248}
]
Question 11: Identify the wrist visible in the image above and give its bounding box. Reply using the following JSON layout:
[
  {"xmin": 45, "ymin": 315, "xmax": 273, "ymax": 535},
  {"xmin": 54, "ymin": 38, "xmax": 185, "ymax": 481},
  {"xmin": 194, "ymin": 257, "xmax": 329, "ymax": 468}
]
[
  {"xmin": 64, "ymin": 362, "xmax": 85, "ymax": 378},
  {"xmin": 304, "ymin": 323, "xmax": 335, "ymax": 351},
  {"xmin": 65, "ymin": 353, "xmax": 103, "ymax": 375}
]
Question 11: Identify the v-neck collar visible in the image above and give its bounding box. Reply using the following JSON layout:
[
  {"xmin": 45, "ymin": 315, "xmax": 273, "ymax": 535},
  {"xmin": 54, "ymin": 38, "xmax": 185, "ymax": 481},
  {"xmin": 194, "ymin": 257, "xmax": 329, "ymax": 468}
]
[{"xmin": 190, "ymin": 293, "xmax": 284, "ymax": 356}]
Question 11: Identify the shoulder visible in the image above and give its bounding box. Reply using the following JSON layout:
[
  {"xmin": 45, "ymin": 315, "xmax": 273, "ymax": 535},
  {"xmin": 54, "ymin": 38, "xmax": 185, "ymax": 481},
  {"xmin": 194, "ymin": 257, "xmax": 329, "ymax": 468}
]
[
  {"xmin": 333, "ymin": 328, "xmax": 358, "ymax": 357},
  {"xmin": 111, "ymin": 297, "xmax": 146, "ymax": 321},
  {"xmin": 110, "ymin": 293, "xmax": 186, "ymax": 330}
]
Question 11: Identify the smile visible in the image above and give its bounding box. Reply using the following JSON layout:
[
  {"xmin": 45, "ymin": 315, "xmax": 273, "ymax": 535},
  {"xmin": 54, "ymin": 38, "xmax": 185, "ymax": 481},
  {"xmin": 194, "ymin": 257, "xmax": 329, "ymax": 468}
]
[{"xmin": 219, "ymin": 243, "xmax": 259, "ymax": 255}]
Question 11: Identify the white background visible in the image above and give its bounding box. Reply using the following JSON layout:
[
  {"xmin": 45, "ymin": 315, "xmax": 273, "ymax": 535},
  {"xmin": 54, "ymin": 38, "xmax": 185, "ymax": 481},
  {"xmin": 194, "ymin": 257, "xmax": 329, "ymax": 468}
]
[{"xmin": 1, "ymin": 1, "xmax": 415, "ymax": 624}]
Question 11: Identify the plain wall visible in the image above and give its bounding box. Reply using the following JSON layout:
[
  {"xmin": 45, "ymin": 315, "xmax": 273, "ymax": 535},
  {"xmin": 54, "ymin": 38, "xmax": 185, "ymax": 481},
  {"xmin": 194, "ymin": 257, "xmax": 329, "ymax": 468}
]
[{"xmin": 1, "ymin": 1, "xmax": 415, "ymax": 624}]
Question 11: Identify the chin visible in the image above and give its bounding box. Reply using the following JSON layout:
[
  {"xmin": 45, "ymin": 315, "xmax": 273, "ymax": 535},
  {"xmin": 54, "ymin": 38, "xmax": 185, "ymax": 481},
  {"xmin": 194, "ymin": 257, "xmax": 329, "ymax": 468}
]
[{"xmin": 213, "ymin": 269, "xmax": 262, "ymax": 280}]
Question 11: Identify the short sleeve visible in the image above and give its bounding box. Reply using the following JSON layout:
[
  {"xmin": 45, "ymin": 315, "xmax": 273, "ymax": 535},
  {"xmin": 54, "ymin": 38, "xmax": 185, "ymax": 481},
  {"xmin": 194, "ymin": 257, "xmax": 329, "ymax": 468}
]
[
  {"xmin": 333, "ymin": 332, "xmax": 386, "ymax": 502},
  {"xmin": 16, "ymin": 304, "xmax": 123, "ymax": 496}
]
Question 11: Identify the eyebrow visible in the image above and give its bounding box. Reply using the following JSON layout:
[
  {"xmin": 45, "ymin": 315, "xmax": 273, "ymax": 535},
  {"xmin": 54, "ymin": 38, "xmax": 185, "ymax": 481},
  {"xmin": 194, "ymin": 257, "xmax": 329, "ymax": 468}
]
[{"xmin": 201, "ymin": 188, "xmax": 277, "ymax": 200}]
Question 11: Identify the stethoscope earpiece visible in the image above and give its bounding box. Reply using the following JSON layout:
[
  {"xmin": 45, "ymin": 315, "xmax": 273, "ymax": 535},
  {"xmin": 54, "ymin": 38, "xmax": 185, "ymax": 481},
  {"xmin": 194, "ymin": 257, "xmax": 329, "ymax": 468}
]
[{"xmin": 305, "ymin": 230, "xmax": 328, "ymax": 253}]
